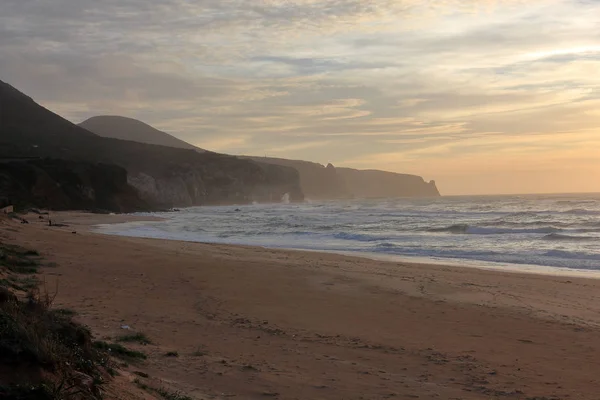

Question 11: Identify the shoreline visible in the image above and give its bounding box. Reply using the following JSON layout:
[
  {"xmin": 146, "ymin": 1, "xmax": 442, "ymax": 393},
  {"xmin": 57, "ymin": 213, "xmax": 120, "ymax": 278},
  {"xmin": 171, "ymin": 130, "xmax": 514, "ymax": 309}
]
[
  {"xmin": 90, "ymin": 212, "xmax": 600, "ymax": 280},
  {"xmin": 6, "ymin": 211, "xmax": 600, "ymax": 399}
]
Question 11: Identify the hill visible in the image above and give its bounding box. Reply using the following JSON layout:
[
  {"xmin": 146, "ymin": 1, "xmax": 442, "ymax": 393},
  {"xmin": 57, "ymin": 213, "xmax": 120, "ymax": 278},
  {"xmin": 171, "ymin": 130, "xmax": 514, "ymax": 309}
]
[
  {"xmin": 74, "ymin": 113, "xmax": 441, "ymax": 200},
  {"xmin": 0, "ymin": 80, "xmax": 303, "ymax": 210},
  {"xmin": 80, "ymin": 115, "xmax": 204, "ymax": 151}
]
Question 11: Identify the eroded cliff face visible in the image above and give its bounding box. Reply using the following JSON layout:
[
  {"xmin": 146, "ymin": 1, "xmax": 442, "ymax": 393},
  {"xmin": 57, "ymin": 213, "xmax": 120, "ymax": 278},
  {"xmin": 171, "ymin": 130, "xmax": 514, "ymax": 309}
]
[
  {"xmin": 127, "ymin": 172, "xmax": 205, "ymax": 207},
  {"xmin": 337, "ymin": 168, "xmax": 440, "ymax": 198},
  {"xmin": 243, "ymin": 157, "xmax": 440, "ymax": 199},
  {"xmin": 243, "ymin": 157, "xmax": 350, "ymax": 200},
  {"xmin": 127, "ymin": 162, "xmax": 303, "ymax": 208},
  {"xmin": 0, "ymin": 159, "xmax": 148, "ymax": 212},
  {"xmin": 0, "ymin": 80, "xmax": 305, "ymax": 210}
]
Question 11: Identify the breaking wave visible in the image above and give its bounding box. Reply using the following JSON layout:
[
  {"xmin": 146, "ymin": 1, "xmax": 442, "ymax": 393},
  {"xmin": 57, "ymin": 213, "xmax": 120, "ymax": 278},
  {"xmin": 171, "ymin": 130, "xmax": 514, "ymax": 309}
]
[
  {"xmin": 96, "ymin": 193, "xmax": 600, "ymax": 271},
  {"xmin": 542, "ymin": 233, "xmax": 599, "ymax": 242},
  {"xmin": 428, "ymin": 224, "xmax": 560, "ymax": 235}
]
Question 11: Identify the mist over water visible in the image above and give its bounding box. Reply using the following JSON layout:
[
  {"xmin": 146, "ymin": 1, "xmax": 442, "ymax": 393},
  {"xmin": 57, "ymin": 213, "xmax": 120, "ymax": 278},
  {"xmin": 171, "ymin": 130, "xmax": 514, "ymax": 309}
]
[{"xmin": 97, "ymin": 194, "xmax": 600, "ymax": 271}]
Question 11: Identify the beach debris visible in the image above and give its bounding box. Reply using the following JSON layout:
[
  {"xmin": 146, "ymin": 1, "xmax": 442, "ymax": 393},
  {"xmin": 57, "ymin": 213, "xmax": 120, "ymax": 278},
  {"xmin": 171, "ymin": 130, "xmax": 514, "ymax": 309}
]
[{"xmin": 121, "ymin": 325, "xmax": 131, "ymax": 330}]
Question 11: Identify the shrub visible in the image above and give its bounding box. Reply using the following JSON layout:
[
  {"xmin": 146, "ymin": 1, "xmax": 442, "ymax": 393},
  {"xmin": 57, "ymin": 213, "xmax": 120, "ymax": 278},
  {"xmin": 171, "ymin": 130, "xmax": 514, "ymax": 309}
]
[
  {"xmin": 0, "ymin": 286, "xmax": 110, "ymax": 398},
  {"xmin": 93, "ymin": 341, "xmax": 147, "ymax": 360},
  {"xmin": 116, "ymin": 332, "xmax": 152, "ymax": 345}
]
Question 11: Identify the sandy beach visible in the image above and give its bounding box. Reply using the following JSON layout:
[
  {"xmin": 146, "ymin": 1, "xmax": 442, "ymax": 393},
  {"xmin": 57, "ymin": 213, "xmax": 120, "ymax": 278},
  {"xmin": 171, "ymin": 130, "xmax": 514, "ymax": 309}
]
[{"xmin": 2, "ymin": 212, "xmax": 600, "ymax": 399}]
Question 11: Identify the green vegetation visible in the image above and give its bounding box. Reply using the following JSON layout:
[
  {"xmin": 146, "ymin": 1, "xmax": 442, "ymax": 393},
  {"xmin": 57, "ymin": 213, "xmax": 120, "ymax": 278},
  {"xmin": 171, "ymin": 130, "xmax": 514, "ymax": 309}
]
[
  {"xmin": 0, "ymin": 243, "xmax": 42, "ymax": 274},
  {"xmin": 0, "ymin": 275, "xmax": 39, "ymax": 291},
  {"xmin": 153, "ymin": 387, "xmax": 193, "ymax": 400},
  {"xmin": 133, "ymin": 378, "xmax": 149, "ymax": 391},
  {"xmin": 0, "ymin": 384, "xmax": 54, "ymax": 399},
  {"xmin": 0, "ymin": 242, "xmax": 112, "ymax": 398},
  {"xmin": 93, "ymin": 341, "xmax": 147, "ymax": 361},
  {"xmin": 191, "ymin": 347, "xmax": 207, "ymax": 357},
  {"xmin": 0, "ymin": 286, "xmax": 110, "ymax": 398},
  {"xmin": 134, "ymin": 379, "xmax": 193, "ymax": 400},
  {"xmin": 116, "ymin": 332, "xmax": 152, "ymax": 345},
  {"xmin": 53, "ymin": 308, "xmax": 77, "ymax": 317}
]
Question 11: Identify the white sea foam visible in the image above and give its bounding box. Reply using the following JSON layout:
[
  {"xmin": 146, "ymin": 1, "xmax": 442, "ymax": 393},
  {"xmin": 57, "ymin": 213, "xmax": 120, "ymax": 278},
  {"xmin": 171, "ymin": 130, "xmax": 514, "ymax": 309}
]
[{"xmin": 96, "ymin": 193, "xmax": 600, "ymax": 272}]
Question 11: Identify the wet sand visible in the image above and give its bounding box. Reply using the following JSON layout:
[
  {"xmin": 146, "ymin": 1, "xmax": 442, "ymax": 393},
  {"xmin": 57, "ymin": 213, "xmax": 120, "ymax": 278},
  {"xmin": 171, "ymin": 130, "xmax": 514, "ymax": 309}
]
[{"xmin": 3, "ymin": 212, "xmax": 600, "ymax": 399}]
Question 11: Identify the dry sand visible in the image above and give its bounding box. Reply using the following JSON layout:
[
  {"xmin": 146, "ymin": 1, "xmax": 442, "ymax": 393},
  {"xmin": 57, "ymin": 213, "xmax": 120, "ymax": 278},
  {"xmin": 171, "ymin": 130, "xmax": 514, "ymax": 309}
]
[{"xmin": 3, "ymin": 211, "xmax": 600, "ymax": 399}]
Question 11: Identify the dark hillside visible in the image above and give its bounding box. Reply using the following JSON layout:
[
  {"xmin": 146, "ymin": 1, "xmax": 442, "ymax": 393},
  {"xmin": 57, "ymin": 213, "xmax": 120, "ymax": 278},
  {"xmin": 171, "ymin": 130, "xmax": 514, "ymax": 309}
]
[
  {"xmin": 0, "ymin": 158, "xmax": 148, "ymax": 212},
  {"xmin": 80, "ymin": 115, "xmax": 204, "ymax": 151},
  {"xmin": 0, "ymin": 80, "xmax": 303, "ymax": 209}
]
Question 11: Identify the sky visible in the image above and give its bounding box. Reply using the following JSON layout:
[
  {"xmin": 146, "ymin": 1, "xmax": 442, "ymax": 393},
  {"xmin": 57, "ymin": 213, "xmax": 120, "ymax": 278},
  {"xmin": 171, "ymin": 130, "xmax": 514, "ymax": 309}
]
[{"xmin": 1, "ymin": 0, "xmax": 599, "ymax": 195}]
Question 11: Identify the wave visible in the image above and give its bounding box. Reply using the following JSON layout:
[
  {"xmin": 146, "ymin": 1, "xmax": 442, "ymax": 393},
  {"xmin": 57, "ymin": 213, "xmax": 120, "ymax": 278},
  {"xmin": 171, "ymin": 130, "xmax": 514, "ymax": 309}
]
[
  {"xmin": 333, "ymin": 232, "xmax": 384, "ymax": 242},
  {"xmin": 428, "ymin": 224, "xmax": 560, "ymax": 235},
  {"xmin": 543, "ymin": 250, "xmax": 600, "ymax": 261},
  {"xmin": 556, "ymin": 200, "xmax": 598, "ymax": 205},
  {"xmin": 542, "ymin": 233, "xmax": 599, "ymax": 242},
  {"xmin": 428, "ymin": 224, "xmax": 470, "ymax": 234},
  {"xmin": 561, "ymin": 208, "xmax": 600, "ymax": 215}
]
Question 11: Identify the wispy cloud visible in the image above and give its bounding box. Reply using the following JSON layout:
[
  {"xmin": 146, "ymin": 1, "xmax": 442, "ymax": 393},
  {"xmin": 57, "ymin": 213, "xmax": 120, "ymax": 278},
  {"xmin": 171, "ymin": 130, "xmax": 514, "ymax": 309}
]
[{"xmin": 1, "ymin": 0, "xmax": 599, "ymax": 194}]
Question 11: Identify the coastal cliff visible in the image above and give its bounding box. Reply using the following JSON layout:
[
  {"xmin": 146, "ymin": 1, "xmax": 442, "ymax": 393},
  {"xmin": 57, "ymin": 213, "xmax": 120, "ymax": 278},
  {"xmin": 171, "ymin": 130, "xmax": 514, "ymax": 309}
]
[
  {"xmin": 0, "ymin": 158, "xmax": 148, "ymax": 212},
  {"xmin": 77, "ymin": 116, "xmax": 440, "ymax": 201},
  {"xmin": 0, "ymin": 80, "xmax": 304, "ymax": 210},
  {"xmin": 337, "ymin": 168, "xmax": 440, "ymax": 198},
  {"xmin": 245, "ymin": 157, "xmax": 440, "ymax": 199},
  {"xmin": 243, "ymin": 157, "xmax": 351, "ymax": 199}
]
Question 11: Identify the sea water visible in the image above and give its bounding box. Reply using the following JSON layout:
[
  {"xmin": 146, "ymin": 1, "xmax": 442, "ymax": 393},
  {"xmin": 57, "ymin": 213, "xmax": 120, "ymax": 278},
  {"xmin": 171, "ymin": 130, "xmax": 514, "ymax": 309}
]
[{"xmin": 96, "ymin": 193, "xmax": 600, "ymax": 272}]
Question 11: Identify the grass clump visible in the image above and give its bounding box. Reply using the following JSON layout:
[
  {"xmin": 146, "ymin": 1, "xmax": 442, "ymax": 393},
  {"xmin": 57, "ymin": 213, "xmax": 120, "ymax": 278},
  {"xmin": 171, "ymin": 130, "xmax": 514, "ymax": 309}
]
[
  {"xmin": 191, "ymin": 347, "xmax": 207, "ymax": 357},
  {"xmin": 93, "ymin": 341, "xmax": 147, "ymax": 360},
  {"xmin": 0, "ymin": 286, "xmax": 110, "ymax": 398},
  {"xmin": 0, "ymin": 244, "xmax": 42, "ymax": 274},
  {"xmin": 133, "ymin": 378, "xmax": 149, "ymax": 391},
  {"xmin": 0, "ymin": 275, "xmax": 39, "ymax": 291},
  {"xmin": 134, "ymin": 379, "xmax": 192, "ymax": 400},
  {"xmin": 116, "ymin": 332, "xmax": 152, "ymax": 345},
  {"xmin": 53, "ymin": 308, "xmax": 77, "ymax": 317},
  {"xmin": 0, "ymin": 242, "xmax": 117, "ymax": 398},
  {"xmin": 0, "ymin": 384, "xmax": 54, "ymax": 399},
  {"xmin": 154, "ymin": 387, "xmax": 193, "ymax": 400}
]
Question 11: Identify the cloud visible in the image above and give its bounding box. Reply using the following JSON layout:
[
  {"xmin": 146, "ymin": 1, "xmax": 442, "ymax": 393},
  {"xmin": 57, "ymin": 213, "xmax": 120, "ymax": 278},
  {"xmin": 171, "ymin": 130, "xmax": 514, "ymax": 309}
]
[{"xmin": 1, "ymin": 0, "xmax": 599, "ymax": 194}]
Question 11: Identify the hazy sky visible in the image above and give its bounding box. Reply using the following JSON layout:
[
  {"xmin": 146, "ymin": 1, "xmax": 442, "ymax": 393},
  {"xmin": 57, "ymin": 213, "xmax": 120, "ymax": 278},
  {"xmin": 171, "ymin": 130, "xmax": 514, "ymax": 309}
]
[{"xmin": 1, "ymin": 0, "xmax": 599, "ymax": 195}]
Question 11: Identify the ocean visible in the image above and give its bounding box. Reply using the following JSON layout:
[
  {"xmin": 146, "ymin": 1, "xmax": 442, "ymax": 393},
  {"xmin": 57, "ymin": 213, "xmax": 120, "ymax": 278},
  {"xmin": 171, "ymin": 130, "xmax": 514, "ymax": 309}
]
[{"xmin": 96, "ymin": 193, "xmax": 600, "ymax": 273}]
